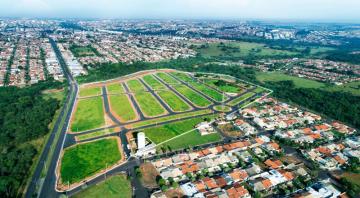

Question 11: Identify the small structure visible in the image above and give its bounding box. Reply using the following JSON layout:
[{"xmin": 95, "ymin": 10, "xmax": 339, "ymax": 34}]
[
  {"xmin": 196, "ymin": 122, "xmax": 216, "ymax": 136},
  {"xmin": 137, "ymin": 132, "xmax": 146, "ymax": 149}
]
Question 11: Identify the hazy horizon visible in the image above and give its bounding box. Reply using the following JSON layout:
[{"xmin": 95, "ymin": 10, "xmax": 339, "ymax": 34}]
[{"xmin": 1, "ymin": 0, "xmax": 360, "ymax": 23}]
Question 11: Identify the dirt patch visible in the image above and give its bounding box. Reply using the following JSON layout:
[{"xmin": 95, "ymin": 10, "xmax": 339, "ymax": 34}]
[
  {"xmin": 139, "ymin": 162, "xmax": 159, "ymax": 188},
  {"xmin": 165, "ymin": 188, "xmax": 184, "ymax": 198},
  {"xmin": 218, "ymin": 123, "xmax": 242, "ymax": 137}
]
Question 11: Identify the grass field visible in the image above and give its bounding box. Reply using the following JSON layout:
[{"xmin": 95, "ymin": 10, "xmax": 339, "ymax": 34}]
[
  {"xmin": 131, "ymin": 109, "xmax": 213, "ymax": 128},
  {"xmin": 127, "ymin": 79, "xmax": 146, "ymax": 92},
  {"xmin": 143, "ymin": 115, "xmax": 216, "ymax": 144},
  {"xmin": 133, "ymin": 92, "xmax": 166, "ymax": 117},
  {"xmin": 76, "ymin": 128, "xmax": 117, "ymax": 141},
  {"xmin": 70, "ymin": 45, "xmax": 98, "ymax": 57},
  {"xmin": 171, "ymin": 72, "xmax": 193, "ymax": 82},
  {"xmin": 42, "ymin": 89, "xmax": 65, "ymax": 101},
  {"xmin": 324, "ymin": 81, "xmax": 360, "ymax": 96},
  {"xmin": 213, "ymin": 105, "xmax": 232, "ymax": 112},
  {"xmin": 173, "ymin": 85, "xmax": 212, "ymax": 107},
  {"xmin": 227, "ymin": 92, "xmax": 256, "ymax": 106},
  {"xmin": 196, "ymin": 41, "xmax": 298, "ymax": 58},
  {"xmin": 157, "ymin": 90, "xmax": 191, "ymax": 112},
  {"xmin": 72, "ymin": 174, "xmax": 131, "ymax": 198},
  {"xmin": 188, "ymin": 81, "xmax": 227, "ymax": 102},
  {"xmin": 256, "ymin": 71, "xmax": 326, "ymax": 89},
  {"xmin": 60, "ymin": 138, "xmax": 121, "ymax": 184},
  {"xmin": 159, "ymin": 130, "xmax": 222, "ymax": 151},
  {"xmin": 71, "ymin": 97, "xmax": 105, "ymax": 132},
  {"xmin": 156, "ymin": 72, "xmax": 180, "ymax": 84},
  {"xmin": 143, "ymin": 75, "xmax": 166, "ymax": 90},
  {"xmin": 79, "ymin": 86, "xmax": 102, "ymax": 97},
  {"xmin": 109, "ymin": 94, "xmax": 137, "ymax": 122},
  {"xmin": 204, "ymin": 79, "xmax": 241, "ymax": 93},
  {"xmin": 106, "ymin": 83, "xmax": 125, "ymax": 94}
]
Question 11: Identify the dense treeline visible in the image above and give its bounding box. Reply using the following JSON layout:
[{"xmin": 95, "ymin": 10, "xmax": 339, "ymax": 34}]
[
  {"xmin": 0, "ymin": 80, "xmax": 63, "ymax": 197},
  {"xmin": 267, "ymin": 80, "xmax": 360, "ymax": 129}
]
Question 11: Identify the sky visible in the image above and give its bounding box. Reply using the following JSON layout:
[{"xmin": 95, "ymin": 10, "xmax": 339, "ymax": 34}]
[{"xmin": 1, "ymin": 0, "xmax": 360, "ymax": 22}]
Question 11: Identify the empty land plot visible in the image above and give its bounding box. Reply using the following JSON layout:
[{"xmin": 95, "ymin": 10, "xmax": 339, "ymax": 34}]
[
  {"xmin": 213, "ymin": 105, "xmax": 232, "ymax": 112},
  {"xmin": 173, "ymin": 85, "xmax": 212, "ymax": 107},
  {"xmin": 131, "ymin": 109, "xmax": 213, "ymax": 128},
  {"xmin": 227, "ymin": 92, "xmax": 256, "ymax": 106},
  {"xmin": 72, "ymin": 174, "xmax": 131, "ymax": 198},
  {"xmin": 109, "ymin": 94, "xmax": 137, "ymax": 122},
  {"xmin": 188, "ymin": 81, "xmax": 227, "ymax": 102},
  {"xmin": 133, "ymin": 92, "xmax": 166, "ymax": 117},
  {"xmin": 71, "ymin": 97, "xmax": 105, "ymax": 132},
  {"xmin": 204, "ymin": 79, "xmax": 242, "ymax": 93},
  {"xmin": 76, "ymin": 128, "xmax": 118, "ymax": 141},
  {"xmin": 159, "ymin": 130, "xmax": 222, "ymax": 151},
  {"xmin": 143, "ymin": 75, "xmax": 166, "ymax": 90},
  {"xmin": 79, "ymin": 86, "xmax": 102, "ymax": 97},
  {"xmin": 143, "ymin": 115, "xmax": 215, "ymax": 144},
  {"xmin": 156, "ymin": 72, "xmax": 180, "ymax": 84},
  {"xmin": 157, "ymin": 90, "xmax": 191, "ymax": 112},
  {"xmin": 106, "ymin": 83, "xmax": 125, "ymax": 94},
  {"xmin": 127, "ymin": 79, "xmax": 146, "ymax": 93},
  {"xmin": 171, "ymin": 72, "xmax": 193, "ymax": 82},
  {"xmin": 60, "ymin": 138, "xmax": 121, "ymax": 184}
]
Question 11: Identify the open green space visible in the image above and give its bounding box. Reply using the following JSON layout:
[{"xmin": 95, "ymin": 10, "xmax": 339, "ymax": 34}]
[
  {"xmin": 143, "ymin": 115, "xmax": 217, "ymax": 144},
  {"xmin": 188, "ymin": 81, "xmax": 226, "ymax": 102},
  {"xmin": 204, "ymin": 79, "xmax": 241, "ymax": 93},
  {"xmin": 72, "ymin": 174, "xmax": 131, "ymax": 198},
  {"xmin": 106, "ymin": 83, "xmax": 125, "ymax": 94},
  {"xmin": 127, "ymin": 79, "xmax": 146, "ymax": 92},
  {"xmin": 60, "ymin": 138, "xmax": 121, "ymax": 184},
  {"xmin": 143, "ymin": 75, "xmax": 166, "ymax": 90},
  {"xmin": 42, "ymin": 89, "xmax": 65, "ymax": 101},
  {"xmin": 171, "ymin": 72, "xmax": 193, "ymax": 82},
  {"xmin": 76, "ymin": 128, "xmax": 117, "ymax": 141},
  {"xmin": 79, "ymin": 86, "xmax": 102, "ymax": 97},
  {"xmin": 157, "ymin": 90, "xmax": 191, "ymax": 112},
  {"xmin": 71, "ymin": 97, "xmax": 105, "ymax": 132},
  {"xmin": 70, "ymin": 45, "xmax": 100, "ymax": 57},
  {"xmin": 213, "ymin": 105, "xmax": 232, "ymax": 112},
  {"xmin": 256, "ymin": 71, "xmax": 326, "ymax": 89},
  {"xmin": 131, "ymin": 109, "xmax": 213, "ymax": 128},
  {"xmin": 159, "ymin": 130, "xmax": 222, "ymax": 151},
  {"xmin": 156, "ymin": 72, "xmax": 180, "ymax": 84},
  {"xmin": 173, "ymin": 85, "xmax": 212, "ymax": 107},
  {"xmin": 196, "ymin": 41, "xmax": 298, "ymax": 59},
  {"xmin": 109, "ymin": 94, "xmax": 137, "ymax": 122},
  {"xmin": 227, "ymin": 92, "xmax": 256, "ymax": 106},
  {"xmin": 133, "ymin": 92, "xmax": 166, "ymax": 117},
  {"xmin": 324, "ymin": 81, "xmax": 360, "ymax": 96}
]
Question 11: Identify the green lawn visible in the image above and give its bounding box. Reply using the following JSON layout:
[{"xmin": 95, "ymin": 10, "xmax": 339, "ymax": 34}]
[
  {"xmin": 76, "ymin": 128, "xmax": 117, "ymax": 141},
  {"xmin": 60, "ymin": 138, "xmax": 121, "ymax": 184},
  {"xmin": 106, "ymin": 83, "xmax": 125, "ymax": 94},
  {"xmin": 79, "ymin": 86, "xmax": 102, "ymax": 97},
  {"xmin": 127, "ymin": 79, "xmax": 146, "ymax": 92},
  {"xmin": 143, "ymin": 75, "xmax": 166, "ymax": 90},
  {"xmin": 143, "ymin": 115, "xmax": 216, "ymax": 144},
  {"xmin": 188, "ymin": 81, "xmax": 227, "ymax": 102},
  {"xmin": 133, "ymin": 92, "xmax": 166, "ymax": 117},
  {"xmin": 256, "ymin": 71, "xmax": 326, "ymax": 89},
  {"xmin": 171, "ymin": 72, "xmax": 193, "ymax": 82},
  {"xmin": 71, "ymin": 97, "xmax": 105, "ymax": 132},
  {"xmin": 109, "ymin": 94, "xmax": 137, "ymax": 122},
  {"xmin": 227, "ymin": 92, "xmax": 256, "ymax": 106},
  {"xmin": 159, "ymin": 130, "xmax": 222, "ymax": 151},
  {"xmin": 156, "ymin": 72, "xmax": 180, "ymax": 84},
  {"xmin": 72, "ymin": 174, "xmax": 131, "ymax": 198},
  {"xmin": 131, "ymin": 109, "xmax": 213, "ymax": 128},
  {"xmin": 213, "ymin": 105, "xmax": 232, "ymax": 112},
  {"xmin": 324, "ymin": 81, "xmax": 360, "ymax": 96},
  {"xmin": 157, "ymin": 90, "xmax": 191, "ymax": 112},
  {"xmin": 204, "ymin": 79, "xmax": 241, "ymax": 93},
  {"xmin": 70, "ymin": 45, "xmax": 99, "ymax": 57},
  {"xmin": 173, "ymin": 85, "xmax": 212, "ymax": 107}
]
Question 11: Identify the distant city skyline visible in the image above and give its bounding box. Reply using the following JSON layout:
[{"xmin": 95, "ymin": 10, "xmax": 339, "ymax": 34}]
[{"xmin": 1, "ymin": 0, "xmax": 360, "ymax": 23}]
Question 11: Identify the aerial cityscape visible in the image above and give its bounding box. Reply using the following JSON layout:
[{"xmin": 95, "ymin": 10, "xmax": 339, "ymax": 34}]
[{"xmin": 0, "ymin": 1, "xmax": 359, "ymax": 198}]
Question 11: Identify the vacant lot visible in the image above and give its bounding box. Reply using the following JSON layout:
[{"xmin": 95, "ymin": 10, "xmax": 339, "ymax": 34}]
[
  {"xmin": 133, "ymin": 92, "xmax": 166, "ymax": 117},
  {"xmin": 106, "ymin": 83, "xmax": 125, "ymax": 94},
  {"xmin": 127, "ymin": 79, "xmax": 146, "ymax": 92},
  {"xmin": 72, "ymin": 174, "xmax": 131, "ymax": 198},
  {"xmin": 70, "ymin": 45, "xmax": 99, "ymax": 57},
  {"xmin": 173, "ymin": 85, "xmax": 212, "ymax": 107},
  {"xmin": 324, "ymin": 81, "xmax": 360, "ymax": 96},
  {"xmin": 143, "ymin": 75, "xmax": 166, "ymax": 90},
  {"xmin": 227, "ymin": 92, "xmax": 256, "ymax": 106},
  {"xmin": 143, "ymin": 116, "xmax": 215, "ymax": 144},
  {"xmin": 171, "ymin": 72, "xmax": 193, "ymax": 82},
  {"xmin": 109, "ymin": 94, "xmax": 137, "ymax": 122},
  {"xmin": 156, "ymin": 72, "xmax": 180, "ymax": 84},
  {"xmin": 76, "ymin": 128, "xmax": 118, "ymax": 141},
  {"xmin": 71, "ymin": 97, "xmax": 105, "ymax": 132},
  {"xmin": 256, "ymin": 71, "xmax": 326, "ymax": 89},
  {"xmin": 60, "ymin": 138, "xmax": 121, "ymax": 184},
  {"xmin": 188, "ymin": 81, "xmax": 226, "ymax": 102},
  {"xmin": 204, "ymin": 79, "xmax": 241, "ymax": 93},
  {"xmin": 139, "ymin": 163, "xmax": 159, "ymax": 188},
  {"xmin": 157, "ymin": 90, "xmax": 191, "ymax": 112},
  {"xmin": 79, "ymin": 86, "xmax": 102, "ymax": 97}
]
